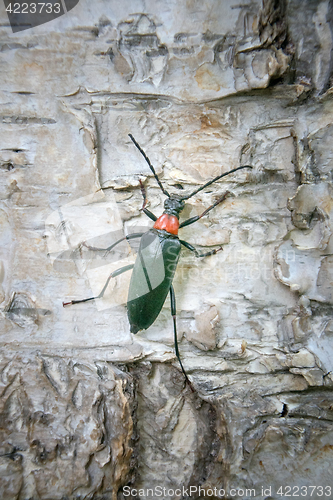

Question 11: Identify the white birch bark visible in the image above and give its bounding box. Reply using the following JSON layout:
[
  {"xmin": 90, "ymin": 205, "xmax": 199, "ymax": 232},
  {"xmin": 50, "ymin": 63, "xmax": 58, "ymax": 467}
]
[{"xmin": 0, "ymin": 0, "xmax": 333, "ymax": 498}]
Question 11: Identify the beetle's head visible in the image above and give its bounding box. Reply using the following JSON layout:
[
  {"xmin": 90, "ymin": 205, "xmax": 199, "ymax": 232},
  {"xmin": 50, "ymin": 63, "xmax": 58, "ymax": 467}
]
[{"xmin": 164, "ymin": 196, "xmax": 185, "ymax": 217}]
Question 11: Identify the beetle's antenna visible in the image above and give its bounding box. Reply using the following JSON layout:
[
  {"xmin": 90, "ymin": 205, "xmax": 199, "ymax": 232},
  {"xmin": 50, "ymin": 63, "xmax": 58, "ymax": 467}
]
[
  {"xmin": 180, "ymin": 165, "xmax": 252, "ymax": 201},
  {"xmin": 129, "ymin": 134, "xmax": 171, "ymax": 198}
]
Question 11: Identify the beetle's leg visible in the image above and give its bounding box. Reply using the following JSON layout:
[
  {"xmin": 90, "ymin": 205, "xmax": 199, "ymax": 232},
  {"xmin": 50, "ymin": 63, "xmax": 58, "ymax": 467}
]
[
  {"xmin": 81, "ymin": 233, "xmax": 144, "ymax": 255},
  {"xmin": 179, "ymin": 192, "xmax": 229, "ymax": 229},
  {"xmin": 170, "ymin": 285, "xmax": 194, "ymax": 391},
  {"xmin": 63, "ymin": 264, "xmax": 134, "ymax": 307},
  {"xmin": 139, "ymin": 179, "xmax": 158, "ymax": 221},
  {"xmin": 180, "ymin": 240, "xmax": 223, "ymax": 258}
]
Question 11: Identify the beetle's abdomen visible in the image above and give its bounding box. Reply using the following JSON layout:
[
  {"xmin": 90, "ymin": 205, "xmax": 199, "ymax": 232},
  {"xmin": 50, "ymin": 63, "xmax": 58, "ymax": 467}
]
[
  {"xmin": 153, "ymin": 213, "xmax": 179, "ymax": 235},
  {"xmin": 127, "ymin": 230, "xmax": 181, "ymax": 333}
]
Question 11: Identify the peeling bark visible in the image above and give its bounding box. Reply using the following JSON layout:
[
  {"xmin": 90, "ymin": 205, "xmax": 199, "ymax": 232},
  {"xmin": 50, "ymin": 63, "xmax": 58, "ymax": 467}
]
[{"xmin": 1, "ymin": 1, "xmax": 333, "ymax": 499}]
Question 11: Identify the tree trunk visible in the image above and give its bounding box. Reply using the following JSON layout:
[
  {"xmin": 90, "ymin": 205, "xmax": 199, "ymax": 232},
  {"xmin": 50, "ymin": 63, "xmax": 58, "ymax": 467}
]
[{"xmin": 1, "ymin": 1, "xmax": 333, "ymax": 499}]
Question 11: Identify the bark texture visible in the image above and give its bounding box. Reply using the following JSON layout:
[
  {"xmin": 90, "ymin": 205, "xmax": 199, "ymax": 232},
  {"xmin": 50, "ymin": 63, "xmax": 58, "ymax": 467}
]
[{"xmin": 1, "ymin": 0, "xmax": 333, "ymax": 499}]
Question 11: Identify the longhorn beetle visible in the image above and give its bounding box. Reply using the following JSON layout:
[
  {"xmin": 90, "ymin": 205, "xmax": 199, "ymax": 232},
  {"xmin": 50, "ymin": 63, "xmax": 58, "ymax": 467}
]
[{"xmin": 63, "ymin": 135, "xmax": 252, "ymax": 388}]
